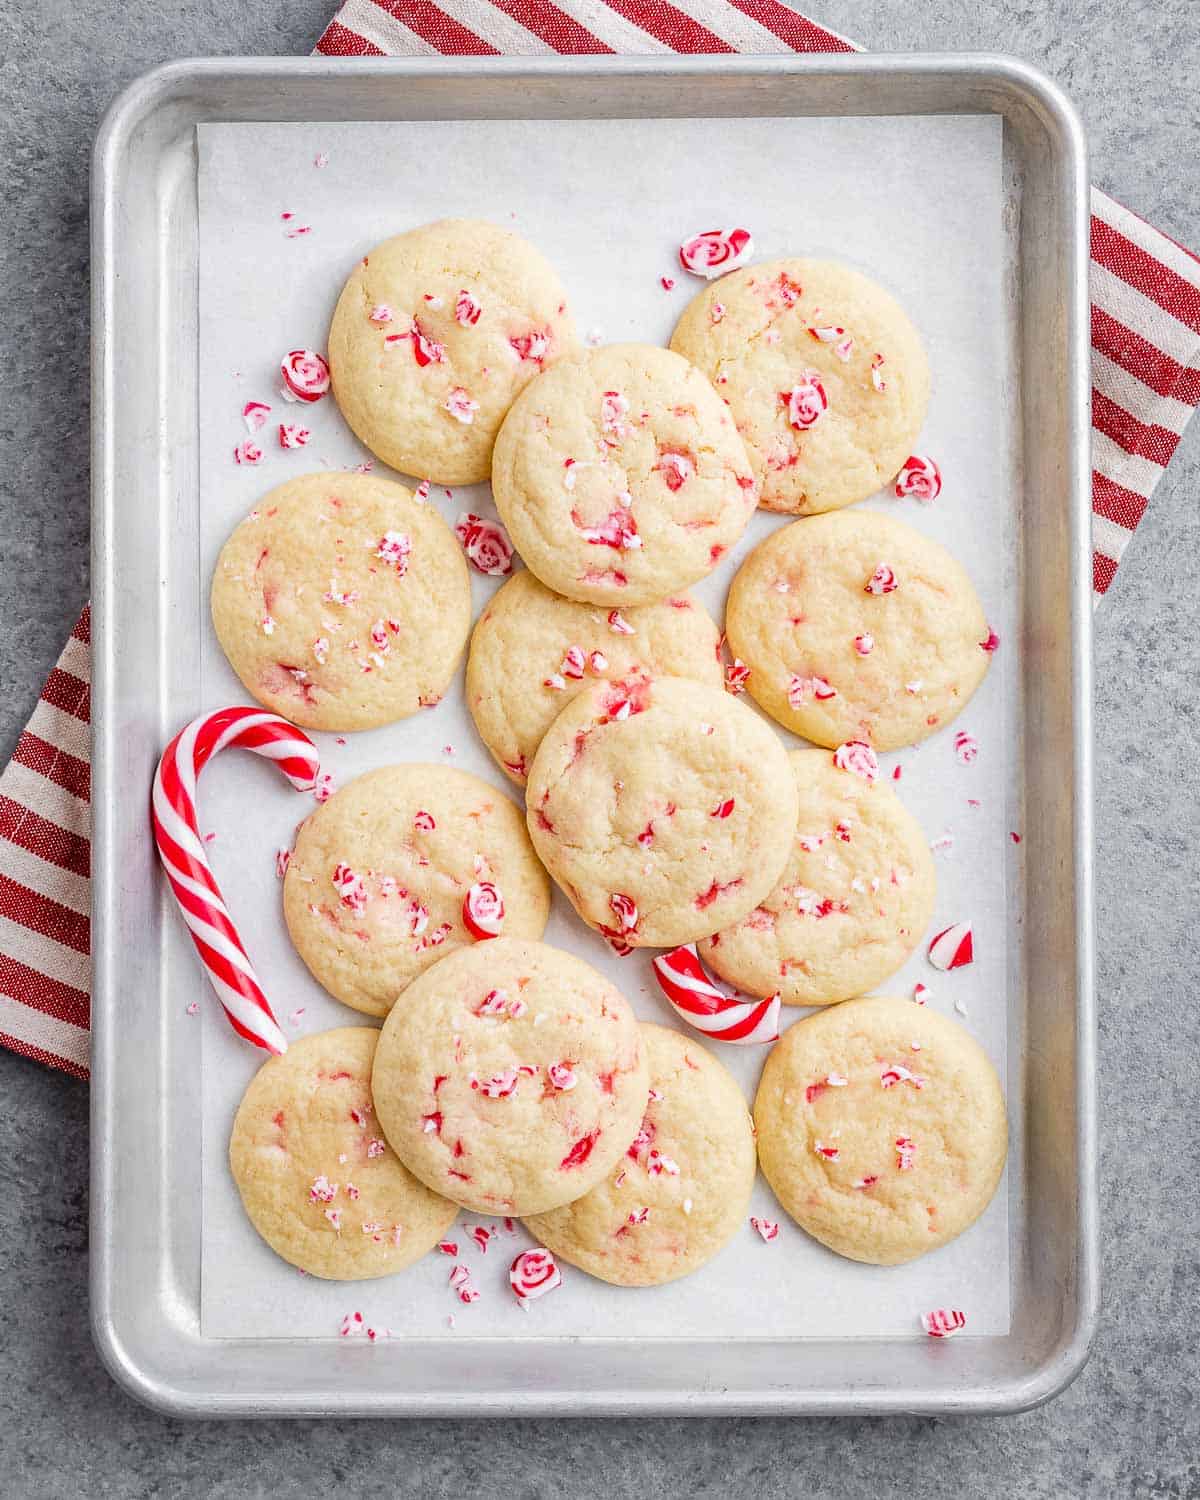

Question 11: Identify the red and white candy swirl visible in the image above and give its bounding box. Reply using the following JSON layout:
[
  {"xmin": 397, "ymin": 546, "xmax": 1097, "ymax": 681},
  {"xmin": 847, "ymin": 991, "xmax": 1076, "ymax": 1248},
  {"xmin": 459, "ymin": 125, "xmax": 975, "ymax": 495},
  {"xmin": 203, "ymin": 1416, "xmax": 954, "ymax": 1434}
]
[
  {"xmin": 652, "ymin": 944, "xmax": 780, "ymax": 1045},
  {"xmin": 894, "ymin": 454, "xmax": 942, "ymax": 502},
  {"xmin": 279, "ymin": 349, "xmax": 331, "ymax": 404},
  {"xmin": 463, "ymin": 881, "xmax": 505, "ymax": 940},
  {"xmin": 151, "ymin": 708, "xmax": 320, "ymax": 1055},
  {"xmin": 678, "ymin": 227, "xmax": 754, "ymax": 280},
  {"xmin": 509, "ymin": 1248, "xmax": 562, "ymax": 1303}
]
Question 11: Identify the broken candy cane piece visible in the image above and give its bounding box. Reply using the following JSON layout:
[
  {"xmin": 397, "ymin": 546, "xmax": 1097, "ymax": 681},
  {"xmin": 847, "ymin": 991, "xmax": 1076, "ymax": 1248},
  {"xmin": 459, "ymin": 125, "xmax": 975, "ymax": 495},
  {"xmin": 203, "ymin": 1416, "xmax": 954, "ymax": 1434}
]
[
  {"xmin": 927, "ymin": 921, "xmax": 973, "ymax": 971},
  {"xmin": 510, "ymin": 1249, "xmax": 562, "ymax": 1303},
  {"xmin": 678, "ymin": 227, "xmax": 754, "ymax": 279},
  {"xmin": 894, "ymin": 455, "xmax": 942, "ymax": 502},
  {"xmin": 652, "ymin": 944, "xmax": 780, "ymax": 1045},
  {"xmin": 455, "ymin": 513, "xmax": 514, "ymax": 576},
  {"xmin": 279, "ymin": 349, "xmax": 330, "ymax": 403}
]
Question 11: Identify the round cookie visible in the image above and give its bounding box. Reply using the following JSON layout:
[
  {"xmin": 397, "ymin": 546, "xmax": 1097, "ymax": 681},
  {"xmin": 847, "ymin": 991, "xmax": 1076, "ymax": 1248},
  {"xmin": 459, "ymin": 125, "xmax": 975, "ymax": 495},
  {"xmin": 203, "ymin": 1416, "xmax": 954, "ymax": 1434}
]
[
  {"xmin": 670, "ymin": 257, "xmax": 930, "ymax": 514},
  {"xmin": 700, "ymin": 749, "xmax": 936, "ymax": 1006},
  {"xmin": 371, "ymin": 938, "xmax": 649, "ymax": 1216},
  {"xmin": 283, "ymin": 764, "xmax": 551, "ymax": 1017},
  {"xmin": 491, "ymin": 343, "xmax": 757, "ymax": 605},
  {"xmin": 726, "ymin": 511, "xmax": 992, "ymax": 751},
  {"xmin": 211, "ymin": 472, "xmax": 470, "ymax": 732},
  {"xmin": 525, "ymin": 675, "xmax": 799, "ymax": 949},
  {"xmin": 229, "ymin": 1027, "xmax": 458, "ymax": 1280},
  {"xmin": 328, "ymin": 219, "xmax": 578, "ymax": 484},
  {"xmin": 524, "ymin": 1024, "xmax": 756, "ymax": 1287},
  {"xmin": 465, "ymin": 571, "xmax": 724, "ymax": 784},
  {"xmin": 754, "ymin": 995, "xmax": 1007, "ymax": 1265}
]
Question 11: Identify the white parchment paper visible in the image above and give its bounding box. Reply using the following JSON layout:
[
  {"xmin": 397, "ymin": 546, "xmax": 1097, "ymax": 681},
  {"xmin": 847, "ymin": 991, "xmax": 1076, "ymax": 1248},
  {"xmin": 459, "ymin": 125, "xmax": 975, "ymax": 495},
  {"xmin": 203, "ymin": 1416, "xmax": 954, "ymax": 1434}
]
[{"xmin": 196, "ymin": 113, "xmax": 1018, "ymax": 1341}]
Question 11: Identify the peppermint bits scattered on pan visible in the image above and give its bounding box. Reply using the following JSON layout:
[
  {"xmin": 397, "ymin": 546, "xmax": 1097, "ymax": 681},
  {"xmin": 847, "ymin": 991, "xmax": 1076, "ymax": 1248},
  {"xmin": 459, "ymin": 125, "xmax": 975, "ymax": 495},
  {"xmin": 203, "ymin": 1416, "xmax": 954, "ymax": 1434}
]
[
  {"xmin": 954, "ymin": 731, "xmax": 979, "ymax": 765},
  {"xmin": 922, "ymin": 1308, "xmax": 967, "ymax": 1339},
  {"xmin": 750, "ymin": 1217, "xmax": 779, "ymax": 1243},
  {"xmin": 279, "ymin": 349, "xmax": 330, "ymax": 404},
  {"xmin": 679, "ymin": 227, "xmax": 754, "ymax": 279}
]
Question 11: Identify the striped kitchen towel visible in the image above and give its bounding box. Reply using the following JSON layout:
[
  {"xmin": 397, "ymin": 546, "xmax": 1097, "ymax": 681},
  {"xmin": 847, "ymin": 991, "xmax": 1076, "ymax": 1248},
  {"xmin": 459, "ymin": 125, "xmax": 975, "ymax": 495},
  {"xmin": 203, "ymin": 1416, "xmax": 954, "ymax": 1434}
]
[{"xmin": 3, "ymin": 0, "xmax": 1199, "ymax": 1080}]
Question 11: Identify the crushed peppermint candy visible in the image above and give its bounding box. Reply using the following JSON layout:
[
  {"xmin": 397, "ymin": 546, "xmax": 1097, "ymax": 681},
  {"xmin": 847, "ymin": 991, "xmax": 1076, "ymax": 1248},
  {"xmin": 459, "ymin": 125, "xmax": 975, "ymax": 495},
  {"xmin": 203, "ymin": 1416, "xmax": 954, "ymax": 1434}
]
[
  {"xmin": 375, "ymin": 530, "xmax": 412, "ymax": 573},
  {"xmin": 509, "ymin": 1248, "xmax": 562, "ymax": 1303},
  {"xmin": 678, "ymin": 227, "xmax": 754, "ymax": 279},
  {"xmin": 954, "ymin": 731, "xmax": 979, "ymax": 765},
  {"xmin": 750, "ymin": 1217, "xmax": 779, "ymax": 1242},
  {"xmin": 547, "ymin": 1062, "xmax": 577, "ymax": 1091},
  {"xmin": 455, "ymin": 513, "xmax": 514, "ymax": 576},
  {"xmin": 444, "ymin": 387, "xmax": 479, "ymax": 424},
  {"xmin": 833, "ymin": 741, "xmax": 879, "ymax": 782},
  {"xmin": 922, "ymin": 1308, "xmax": 967, "ymax": 1339},
  {"xmin": 865, "ymin": 563, "xmax": 898, "ymax": 595}
]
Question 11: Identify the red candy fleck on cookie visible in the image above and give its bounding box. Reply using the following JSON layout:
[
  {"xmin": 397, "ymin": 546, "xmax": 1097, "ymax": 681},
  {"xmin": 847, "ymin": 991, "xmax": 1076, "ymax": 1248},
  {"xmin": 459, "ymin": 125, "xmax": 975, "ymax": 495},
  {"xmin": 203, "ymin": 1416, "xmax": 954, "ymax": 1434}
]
[
  {"xmin": 783, "ymin": 373, "xmax": 828, "ymax": 431},
  {"xmin": 547, "ymin": 1062, "xmax": 577, "ymax": 1092},
  {"xmin": 607, "ymin": 609, "xmax": 635, "ymax": 635},
  {"xmin": 234, "ymin": 439, "xmax": 264, "ymax": 466},
  {"xmin": 954, "ymin": 731, "xmax": 979, "ymax": 766},
  {"xmin": 870, "ymin": 353, "xmax": 887, "ymax": 393},
  {"xmin": 646, "ymin": 1149, "xmax": 680, "ymax": 1177},
  {"xmin": 788, "ymin": 674, "xmax": 837, "ymax": 707},
  {"xmin": 413, "ymin": 809, "xmax": 436, "ymax": 832},
  {"xmin": 655, "ymin": 450, "xmax": 695, "ymax": 491},
  {"xmin": 573, "ymin": 505, "xmax": 641, "ymax": 551},
  {"xmin": 678, "ymin": 227, "xmax": 754, "ymax": 279},
  {"xmin": 278, "ymin": 423, "xmax": 310, "ymax": 449},
  {"xmin": 280, "ymin": 349, "xmax": 330, "ymax": 403},
  {"xmin": 331, "ymin": 862, "xmax": 367, "ymax": 915},
  {"xmin": 833, "ymin": 741, "xmax": 879, "ymax": 782},
  {"xmin": 510, "ymin": 329, "xmax": 550, "ymax": 363},
  {"xmin": 853, "ymin": 1175, "xmax": 879, "ymax": 1190},
  {"xmin": 895, "ymin": 1135, "xmax": 917, "ymax": 1171},
  {"xmin": 609, "ymin": 892, "xmax": 639, "ymax": 933},
  {"xmin": 865, "ymin": 564, "xmax": 898, "ymax": 595},
  {"xmin": 980, "ymin": 625, "xmax": 1000, "ymax": 653},
  {"xmin": 894, "ymin": 455, "xmax": 943, "ymax": 502},
  {"xmin": 560, "ymin": 1130, "xmax": 600, "ymax": 1169},
  {"xmin": 444, "ymin": 387, "xmax": 480, "ymax": 425},
  {"xmin": 561, "ymin": 645, "xmax": 586, "ymax": 680},
  {"xmin": 853, "ymin": 633, "xmax": 874, "ymax": 656},
  {"xmin": 600, "ymin": 389, "xmax": 630, "ymax": 437},
  {"xmin": 368, "ymin": 304, "xmax": 393, "ymax": 325},
  {"xmin": 725, "ymin": 658, "xmax": 751, "ymax": 695},
  {"xmin": 455, "ymin": 288, "xmax": 482, "ymax": 325},
  {"xmin": 471, "ymin": 1067, "xmax": 521, "ymax": 1100},
  {"xmin": 813, "ymin": 1141, "xmax": 840, "ymax": 1161},
  {"xmin": 422, "ymin": 1112, "xmax": 443, "ymax": 1135},
  {"xmin": 710, "ymin": 797, "xmax": 735, "ymax": 819},
  {"xmin": 750, "ymin": 1217, "xmax": 779, "ymax": 1242},
  {"xmin": 375, "ymin": 530, "xmax": 412, "ymax": 574},
  {"xmin": 928, "ymin": 921, "xmax": 973, "ymax": 971},
  {"xmin": 922, "ymin": 1308, "xmax": 967, "ymax": 1339},
  {"xmin": 880, "ymin": 1063, "xmax": 925, "ymax": 1090},
  {"xmin": 510, "ymin": 1249, "xmax": 562, "ymax": 1303},
  {"xmin": 626, "ymin": 1207, "xmax": 651, "ymax": 1227},
  {"xmin": 463, "ymin": 881, "xmax": 505, "ymax": 940},
  {"xmin": 588, "ymin": 650, "xmax": 608, "ymax": 673},
  {"xmin": 455, "ymin": 513, "xmax": 514, "ymax": 576}
]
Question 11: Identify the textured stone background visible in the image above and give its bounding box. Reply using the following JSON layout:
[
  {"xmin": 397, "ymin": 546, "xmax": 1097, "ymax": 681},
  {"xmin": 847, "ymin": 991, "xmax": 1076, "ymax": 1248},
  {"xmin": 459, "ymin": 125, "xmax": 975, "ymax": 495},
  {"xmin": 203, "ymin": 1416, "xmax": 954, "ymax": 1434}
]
[{"xmin": 1, "ymin": 2, "xmax": 1197, "ymax": 1495}]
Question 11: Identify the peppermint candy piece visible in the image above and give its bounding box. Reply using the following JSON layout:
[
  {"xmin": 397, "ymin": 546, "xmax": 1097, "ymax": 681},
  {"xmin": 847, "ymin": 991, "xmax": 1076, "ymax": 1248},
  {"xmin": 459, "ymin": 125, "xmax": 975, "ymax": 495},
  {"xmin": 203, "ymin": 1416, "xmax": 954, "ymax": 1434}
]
[
  {"xmin": 980, "ymin": 625, "xmax": 1000, "ymax": 654},
  {"xmin": 652, "ymin": 944, "xmax": 780, "ymax": 1046},
  {"xmin": 278, "ymin": 423, "xmax": 310, "ymax": 449},
  {"xmin": 509, "ymin": 1249, "xmax": 562, "ymax": 1304},
  {"xmin": 455, "ymin": 513, "xmax": 514, "ymax": 576},
  {"xmin": 921, "ymin": 1308, "xmax": 967, "ymax": 1339},
  {"xmin": 547, "ymin": 1062, "xmax": 577, "ymax": 1092},
  {"xmin": 784, "ymin": 373, "xmax": 828, "ymax": 431},
  {"xmin": 444, "ymin": 387, "xmax": 480, "ymax": 425},
  {"xmin": 280, "ymin": 349, "xmax": 331, "ymax": 404},
  {"xmin": 609, "ymin": 892, "xmax": 639, "ymax": 933},
  {"xmin": 375, "ymin": 530, "xmax": 412, "ymax": 574},
  {"xmin": 242, "ymin": 400, "xmax": 271, "ymax": 433},
  {"xmin": 455, "ymin": 289, "xmax": 482, "ymax": 326},
  {"xmin": 894, "ymin": 454, "xmax": 943, "ymax": 503},
  {"xmin": 234, "ymin": 440, "xmax": 264, "ymax": 467},
  {"xmin": 678, "ymin": 227, "xmax": 754, "ymax": 279},
  {"xmin": 865, "ymin": 564, "xmax": 898, "ymax": 595},
  {"xmin": 928, "ymin": 921, "xmax": 973, "ymax": 971},
  {"xmin": 750, "ymin": 1216, "xmax": 779, "ymax": 1242},
  {"xmin": 954, "ymin": 731, "xmax": 979, "ymax": 765},
  {"xmin": 832, "ymin": 741, "xmax": 879, "ymax": 783},
  {"xmin": 463, "ymin": 881, "xmax": 505, "ymax": 940}
]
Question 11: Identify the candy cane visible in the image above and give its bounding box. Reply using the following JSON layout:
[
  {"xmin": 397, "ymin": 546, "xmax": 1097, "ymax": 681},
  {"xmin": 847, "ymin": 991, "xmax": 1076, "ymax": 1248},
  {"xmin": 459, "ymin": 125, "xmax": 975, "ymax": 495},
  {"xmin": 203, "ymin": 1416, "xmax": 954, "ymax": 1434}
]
[
  {"xmin": 652, "ymin": 944, "xmax": 780, "ymax": 1045},
  {"xmin": 151, "ymin": 707, "xmax": 320, "ymax": 1055}
]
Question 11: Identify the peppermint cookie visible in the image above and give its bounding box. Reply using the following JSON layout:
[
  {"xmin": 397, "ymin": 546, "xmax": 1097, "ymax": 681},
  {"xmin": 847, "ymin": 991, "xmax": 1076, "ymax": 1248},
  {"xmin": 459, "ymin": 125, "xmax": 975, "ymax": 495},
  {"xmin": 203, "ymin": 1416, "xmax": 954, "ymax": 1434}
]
[
  {"xmin": 283, "ymin": 764, "xmax": 551, "ymax": 1017},
  {"xmin": 491, "ymin": 343, "xmax": 757, "ymax": 605},
  {"xmin": 465, "ymin": 571, "xmax": 724, "ymax": 784},
  {"xmin": 726, "ymin": 511, "xmax": 992, "ymax": 751},
  {"xmin": 210, "ymin": 472, "xmax": 470, "ymax": 732},
  {"xmin": 229, "ymin": 1028, "xmax": 458, "ymax": 1280},
  {"xmin": 328, "ymin": 219, "xmax": 578, "ymax": 484},
  {"xmin": 670, "ymin": 258, "xmax": 929, "ymax": 514},
  {"xmin": 754, "ymin": 995, "xmax": 1007, "ymax": 1265},
  {"xmin": 371, "ymin": 938, "xmax": 648, "ymax": 1216},
  {"xmin": 524, "ymin": 1024, "xmax": 756, "ymax": 1286},
  {"xmin": 525, "ymin": 675, "xmax": 798, "ymax": 949},
  {"xmin": 700, "ymin": 749, "xmax": 936, "ymax": 1006}
]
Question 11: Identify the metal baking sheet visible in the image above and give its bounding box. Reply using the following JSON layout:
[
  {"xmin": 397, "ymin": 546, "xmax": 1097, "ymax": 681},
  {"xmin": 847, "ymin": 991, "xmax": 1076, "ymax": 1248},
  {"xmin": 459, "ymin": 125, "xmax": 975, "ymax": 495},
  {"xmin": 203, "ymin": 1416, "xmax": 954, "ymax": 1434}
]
[{"xmin": 91, "ymin": 54, "xmax": 1096, "ymax": 1416}]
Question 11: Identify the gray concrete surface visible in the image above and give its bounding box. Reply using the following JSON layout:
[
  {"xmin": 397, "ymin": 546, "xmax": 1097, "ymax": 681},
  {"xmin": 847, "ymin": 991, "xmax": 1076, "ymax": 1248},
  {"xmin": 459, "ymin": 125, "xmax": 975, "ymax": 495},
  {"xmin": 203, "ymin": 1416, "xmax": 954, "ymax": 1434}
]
[{"xmin": 1, "ymin": 1, "xmax": 1197, "ymax": 1494}]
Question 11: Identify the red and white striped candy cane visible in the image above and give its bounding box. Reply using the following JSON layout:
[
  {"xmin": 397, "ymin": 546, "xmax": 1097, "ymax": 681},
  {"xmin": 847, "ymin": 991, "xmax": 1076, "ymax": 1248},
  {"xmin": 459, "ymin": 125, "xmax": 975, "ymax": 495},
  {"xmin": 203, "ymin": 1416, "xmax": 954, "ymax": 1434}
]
[
  {"xmin": 652, "ymin": 945, "xmax": 780, "ymax": 1045},
  {"xmin": 151, "ymin": 707, "xmax": 320, "ymax": 1055}
]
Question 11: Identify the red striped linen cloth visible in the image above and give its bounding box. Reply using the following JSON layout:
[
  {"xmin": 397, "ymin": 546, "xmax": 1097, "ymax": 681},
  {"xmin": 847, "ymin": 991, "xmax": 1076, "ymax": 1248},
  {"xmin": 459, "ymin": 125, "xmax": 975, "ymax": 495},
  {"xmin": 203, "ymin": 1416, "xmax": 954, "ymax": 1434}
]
[{"xmin": 3, "ymin": 1, "xmax": 1198, "ymax": 1080}]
